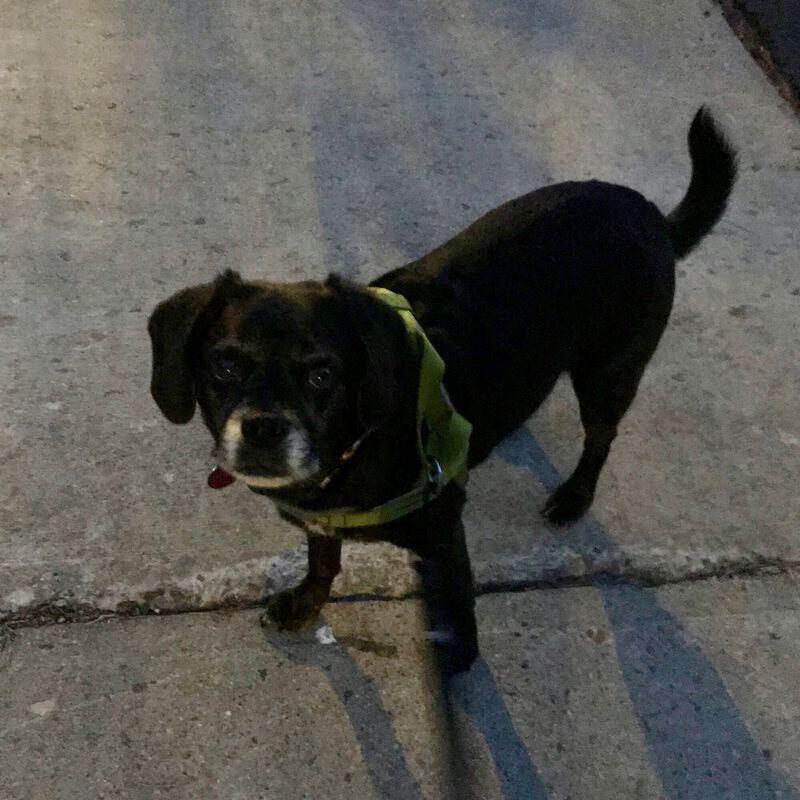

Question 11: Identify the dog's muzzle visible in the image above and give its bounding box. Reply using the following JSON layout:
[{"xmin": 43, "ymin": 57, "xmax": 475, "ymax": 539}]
[{"xmin": 217, "ymin": 407, "xmax": 319, "ymax": 488}]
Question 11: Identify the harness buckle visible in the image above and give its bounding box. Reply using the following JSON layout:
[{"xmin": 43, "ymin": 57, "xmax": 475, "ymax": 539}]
[{"xmin": 425, "ymin": 459, "xmax": 444, "ymax": 501}]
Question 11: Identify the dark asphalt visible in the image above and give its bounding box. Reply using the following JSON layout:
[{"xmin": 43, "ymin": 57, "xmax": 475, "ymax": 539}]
[{"xmin": 723, "ymin": 0, "xmax": 800, "ymax": 105}]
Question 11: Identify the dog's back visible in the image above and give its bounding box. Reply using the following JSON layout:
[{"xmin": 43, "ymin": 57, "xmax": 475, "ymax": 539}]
[{"xmin": 376, "ymin": 108, "xmax": 736, "ymax": 485}]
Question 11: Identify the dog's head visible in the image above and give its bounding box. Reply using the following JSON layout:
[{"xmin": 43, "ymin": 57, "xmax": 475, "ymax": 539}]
[{"xmin": 148, "ymin": 270, "xmax": 416, "ymax": 490}]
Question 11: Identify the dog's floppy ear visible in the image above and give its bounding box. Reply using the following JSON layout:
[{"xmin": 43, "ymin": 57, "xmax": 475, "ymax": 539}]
[
  {"xmin": 148, "ymin": 283, "xmax": 215, "ymax": 424},
  {"xmin": 326, "ymin": 273, "xmax": 417, "ymax": 431}
]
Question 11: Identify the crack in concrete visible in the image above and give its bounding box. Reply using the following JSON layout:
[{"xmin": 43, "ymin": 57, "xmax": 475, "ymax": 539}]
[
  {"xmin": 2, "ymin": 553, "xmax": 797, "ymax": 633},
  {"xmin": 477, "ymin": 552, "xmax": 800, "ymax": 594}
]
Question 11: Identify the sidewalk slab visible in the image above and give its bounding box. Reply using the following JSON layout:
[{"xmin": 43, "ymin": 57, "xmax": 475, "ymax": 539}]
[
  {"xmin": 3, "ymin": 574, "xmax": 800, "ymax": 799},
  {"xmin": 1, "ymin": 610, "xmax": 382, "ymax": 800},
  {"xmin": 1, "ymin": 0, "xmax": 799, "ymax": 618}
]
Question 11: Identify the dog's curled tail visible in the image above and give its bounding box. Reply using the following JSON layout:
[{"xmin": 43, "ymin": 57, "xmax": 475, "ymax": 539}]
[{"xmin": 667, "ymin": 107, "xmax": 737, "ymax": 260}]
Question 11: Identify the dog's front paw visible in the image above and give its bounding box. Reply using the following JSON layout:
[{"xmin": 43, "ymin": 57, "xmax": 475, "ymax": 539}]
[
  {"xmin": 260, "ymin": 583, "xmax": 325, "ymax": 631},
  {"xmin": 542, "ymin": 481, "xmax": 593, "ymax": 525}
]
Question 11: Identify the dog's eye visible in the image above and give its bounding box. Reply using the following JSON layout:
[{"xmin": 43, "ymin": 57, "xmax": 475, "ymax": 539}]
[
  {"xmin": 212, "ymin": 357, "xmax": 239, "ymax": 385},
  {"xmin": 307, "ymin": 366, "xmax": 332, "ymax": 391}
]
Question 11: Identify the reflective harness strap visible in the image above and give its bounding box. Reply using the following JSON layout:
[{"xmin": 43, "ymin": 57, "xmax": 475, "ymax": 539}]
[{"xmin": 273, "ymin": 287, "xmax": 472, "ymax": 529}]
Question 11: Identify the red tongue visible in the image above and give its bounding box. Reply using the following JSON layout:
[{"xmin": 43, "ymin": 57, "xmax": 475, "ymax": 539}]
[{"xmin": 208, "ymin": 467, "xmax": 235, "ymax": 489}]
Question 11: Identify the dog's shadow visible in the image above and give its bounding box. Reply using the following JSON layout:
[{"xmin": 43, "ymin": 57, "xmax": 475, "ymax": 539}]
[
  {"xmin": 262, "ymin": 616, "xmax": 546, "ymax": 800},
  {"xmin": 262, "ymin": 623, "xmax": 426, "ymax": 800}
]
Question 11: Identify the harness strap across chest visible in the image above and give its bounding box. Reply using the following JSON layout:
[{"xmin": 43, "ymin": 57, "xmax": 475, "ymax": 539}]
[{"xmin": 272, "ymin": 287, "xmax": 472, "ymax": 529}]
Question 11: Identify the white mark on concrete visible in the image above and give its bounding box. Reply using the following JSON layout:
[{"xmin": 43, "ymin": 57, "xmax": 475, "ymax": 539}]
[
  {"xmin": 44, "ymin": 401, "xmax": 62, "ymax": 411},
  {"xmin": 133, "ymin": 421, "xmax": 158, "ymax": 433},
  {"xmin": 162, "ymin": 472, "xmax": 175, "ymax": 484},
  {"xmin": 778, "ymin": 429, "xmax": 799, "ymax": 446},
  {"xmin": 29, "ymin": 700, "xmax": 56, "ymax": 717},
  {"xmin": 315, "ymin": 625, "xmax": 337, "ymax": 645},
  {"xmin": 5, "ymin": 588, "xmax": 36, "ymax": 609}
]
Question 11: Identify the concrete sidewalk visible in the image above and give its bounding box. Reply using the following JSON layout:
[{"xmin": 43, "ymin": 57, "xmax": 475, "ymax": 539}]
[
  {"xmin": 1, "ymin": 0, "xmax": 799, "ymax": 621},
  {"xmin": 1, "ymin": 0, "xmax": 800, "ymax": 797},
  {"xmin": 3, "ymin": 575, "xmax": 799, "ymax": 799}
]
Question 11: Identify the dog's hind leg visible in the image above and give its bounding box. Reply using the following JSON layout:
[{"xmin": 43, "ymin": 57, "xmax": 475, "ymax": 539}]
[
  {"xmin": 260, "ymin": 534, "xmax": 342, "ymax": 630},
  {"xmin": 542, "ymin": 344, "xmax": 654, "ymax": 525}
]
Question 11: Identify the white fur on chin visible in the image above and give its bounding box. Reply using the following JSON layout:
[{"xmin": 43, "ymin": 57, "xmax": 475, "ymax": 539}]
[
  {"xmin": 221, "ymin": 410, "xmax": 319, "ymax": 488},
  {"xmin": 231, "ymin": 472, "xmax": 298, "ymax": 489}
]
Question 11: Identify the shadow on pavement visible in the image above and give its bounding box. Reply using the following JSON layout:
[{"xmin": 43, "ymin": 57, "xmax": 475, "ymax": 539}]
[
  {"xmin": 497, "ymin": 428, "xmax": 797, "ymax": 800},
  {"xmin": 263, "ymin": 628, "xmax": 426, "ymax": 800},
  {"xmin": 263, "ymin": 623, "xmax": 549, "ymax": 800}
]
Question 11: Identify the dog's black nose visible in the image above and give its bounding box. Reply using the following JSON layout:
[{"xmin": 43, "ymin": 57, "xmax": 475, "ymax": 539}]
[{"xmin": 241, "ymin": 413, "xmax": 290, "ymax": 449}]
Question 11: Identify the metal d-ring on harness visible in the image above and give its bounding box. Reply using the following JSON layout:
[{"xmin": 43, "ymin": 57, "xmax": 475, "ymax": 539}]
[
  {"xmin": 273, "ymin": 287, "xmax": 472, "ymax": 530},
  {"xmin": 426, "ymin": 458, "xmax": 444, "ymax": 497}
]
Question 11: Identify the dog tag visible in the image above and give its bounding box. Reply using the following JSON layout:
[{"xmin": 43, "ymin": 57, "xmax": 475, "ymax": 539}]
[{"xmin": 208, "ymin": 467, "xmax": 235, "ymax": 489}]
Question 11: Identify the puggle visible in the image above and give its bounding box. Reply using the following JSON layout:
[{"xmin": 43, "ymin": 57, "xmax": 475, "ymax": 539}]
[{"xmin": 148, "ymin": 108, "xmax": 735, "ymax": 672}]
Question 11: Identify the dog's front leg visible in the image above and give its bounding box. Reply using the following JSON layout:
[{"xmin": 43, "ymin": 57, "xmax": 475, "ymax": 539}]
[
  {"xmin": 416, "ymin": 542, "xmax": 479, "ymax": 678},
  {"xmin": 261, "ymin": 534, "xmax": 342, "ymax": 630}
]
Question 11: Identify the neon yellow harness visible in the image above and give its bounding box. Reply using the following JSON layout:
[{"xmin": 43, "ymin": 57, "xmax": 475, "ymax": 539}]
[{"xmin": 273, "ymin": 287, "xmax": 473, "ymax": 529}]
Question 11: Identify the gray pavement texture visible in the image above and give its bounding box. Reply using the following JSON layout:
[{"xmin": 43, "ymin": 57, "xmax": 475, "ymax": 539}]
[
  {"xmin": 1, "ymin": 0, "xmax": 800, "ymax": 798},
  {"xmin": 3, "ymin": 576, "xmax": 800, "ymax": 800}
]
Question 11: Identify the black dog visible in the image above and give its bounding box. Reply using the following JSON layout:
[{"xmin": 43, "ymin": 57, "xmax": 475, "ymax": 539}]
[{"xmin": 148, "ymin": 108, "xmax": 736, "ymax": 670}]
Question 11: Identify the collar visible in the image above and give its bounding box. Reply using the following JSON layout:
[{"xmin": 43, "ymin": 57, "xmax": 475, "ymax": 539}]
[{"xmin": 272, "ymin": 286, "xmax": 473, "ymax": 529}]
